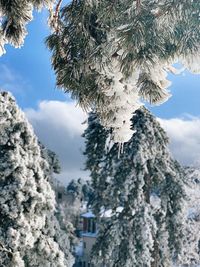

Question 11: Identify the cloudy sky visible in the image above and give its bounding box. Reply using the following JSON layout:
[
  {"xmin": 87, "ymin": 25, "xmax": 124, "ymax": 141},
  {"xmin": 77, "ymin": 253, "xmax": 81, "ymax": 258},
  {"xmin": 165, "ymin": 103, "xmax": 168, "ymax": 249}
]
[{"xmin": 0, "ymin": 8, "xmax": 200, "ymax": 184}]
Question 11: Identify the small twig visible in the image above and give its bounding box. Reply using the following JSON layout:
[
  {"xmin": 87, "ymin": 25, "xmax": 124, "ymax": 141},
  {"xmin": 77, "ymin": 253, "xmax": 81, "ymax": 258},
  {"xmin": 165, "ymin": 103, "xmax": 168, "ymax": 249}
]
[
  {"xmin": 3, "ymin": 19, "xmax": 12, "ymax": 37},
  {"xmin": 154, "ymin": 3, "xmax": 175, "ymax": 18},
  {"xmin": 51, "ymin": 0, "xmax": 63, "ymax": 34},
  {"xmin": 55, "ymin": 0, "xmax": 63, "ymax": 19},
  {"xmin": 136, "ymin": 0, "xmax": 141, "ymax": 12},
  {"xmin": 46, "ymin": 239, "xmax": 54, "ymax": 250},
  {"xmin": 0, "ymin": 242, "xmax": 13, "ymax": 256}
]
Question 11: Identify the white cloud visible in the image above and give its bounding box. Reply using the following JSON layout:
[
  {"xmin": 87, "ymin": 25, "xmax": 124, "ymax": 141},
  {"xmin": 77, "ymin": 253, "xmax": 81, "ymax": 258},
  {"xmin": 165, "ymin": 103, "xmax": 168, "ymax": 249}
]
[
  {"xmin": 158, "ymin": 117, "xmax": 200, "ymax": 166},
  {"xmin": 25, "ymin": 101, "xmax": 89, "ymax": 185}
]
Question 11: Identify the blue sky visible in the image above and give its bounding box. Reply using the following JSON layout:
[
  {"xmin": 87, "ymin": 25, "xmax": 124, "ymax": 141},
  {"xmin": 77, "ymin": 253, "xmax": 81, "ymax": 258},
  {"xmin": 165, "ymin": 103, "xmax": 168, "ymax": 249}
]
[
  {"xmin": 0, "ymin": 9, "xmax": 200, "ymax": 184},
  {"xmin": 0, "ymin": 10, "xmax": 67, "ymax": 109}
]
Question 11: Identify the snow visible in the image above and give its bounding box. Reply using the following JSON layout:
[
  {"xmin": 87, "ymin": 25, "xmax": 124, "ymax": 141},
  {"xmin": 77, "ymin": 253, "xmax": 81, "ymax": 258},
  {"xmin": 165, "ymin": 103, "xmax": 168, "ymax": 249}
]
[
  {"xmin": 81, "ymin": 232, "xmax": 97, "ymax": 238},
  {"xmin": 179, "ymin": 166, "xmax": 200, "ymax": 265},
  {"xmin": 0, "ymin": 92, "xmax": 73, "ymax": 267},
  {"xmin": 100, "ymin": 207, "xmax": 124, "ymax": 218},
  {"xmin": 74, "ymin": 241, "xmax": 84, "ymax": 257},
  {"xmin": 84, "ymin": 107, "xmax": 190, "ymax": 267},
  {"xmin": 47, "ymin": 0, "xmax": 200, "ymax": 146},
  {"xmin": 82, "ymin": 207, "xmax": 124, "ymax": 219},
  {"xmin": 150, "ymin": 194, "xmax": 161, "ymax": 211},
  {"xmin": 96, "ymin": 53, "xmax": 141, "ymax": 143},
  {"xmin": 181, "ymin": 50, "xmax": 200, "ymax": 74},
  {"xmin": 81, "ymin": 211, "xmax": 95, "ymax": 218},
  {"xmin": 0, "ymin": 0, "xmax": 55, "ymax": 54}
]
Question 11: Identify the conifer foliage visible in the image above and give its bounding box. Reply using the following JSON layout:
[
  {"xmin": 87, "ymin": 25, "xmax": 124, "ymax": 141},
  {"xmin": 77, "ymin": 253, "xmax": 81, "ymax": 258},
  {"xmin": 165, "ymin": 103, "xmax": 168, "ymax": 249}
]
[
  {"xmin": 83, "ymin": 108, "xmax": 187, "ymax": 267},
  {"xmin": 181, "ymin": 167, "xmax": 200, "ymax": 265},
  {"xmin": 0, "ymin": 92, "xmax": 73, "ymax": 267},
  {"xmin": 47, "ymin": 0, "xmax": 200, "ymax": 143},
  {"xmin": 0, "ymin": 0, "xmax": 55, "ymax": 55}
]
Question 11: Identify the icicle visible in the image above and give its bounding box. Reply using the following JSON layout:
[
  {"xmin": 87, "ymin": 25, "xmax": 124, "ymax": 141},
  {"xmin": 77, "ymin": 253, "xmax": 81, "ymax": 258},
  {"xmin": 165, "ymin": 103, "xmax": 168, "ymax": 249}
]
[
  {"xmin": 105, "ymin": 134, "xmax": 114, "ymax": 153},
  {"xmin": 118, "ymin": 143, "xmax": 122, "ymax": 158},
  {"xmin": 0, "ymin": 42, "xmax": 6, "ymax": 56},
  {"xmin": 117, "ymin": 142, "xmax": 125, "ymax": 158}
]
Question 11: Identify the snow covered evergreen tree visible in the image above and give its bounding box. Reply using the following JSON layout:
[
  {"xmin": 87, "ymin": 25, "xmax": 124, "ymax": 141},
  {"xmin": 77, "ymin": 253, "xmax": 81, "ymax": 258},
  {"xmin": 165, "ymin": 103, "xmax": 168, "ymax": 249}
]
[
  {"xmin": 0, "ymin": 91, "xmax": 73, "ymax": 267},
  {"xmin": 39, "ymin": 144, "xmax": 76, "ymax": 264},
  {"xmin": 47, "ymin": 0, "xmax": 200, "ymax": 143},
  {"xmin": 83, "ymin": 108, "xmax": 187, "ymax": 267},
  {"xmin": 179, "ymin": 167, "xmax": 200, "ymax": 266},
  {"xmin": 67, "ymin": 178, "xmax": 94, "ymax": 204},
  {"xmin": 0, "ymin": 0, "xmax": 56, "ymax": 55}
]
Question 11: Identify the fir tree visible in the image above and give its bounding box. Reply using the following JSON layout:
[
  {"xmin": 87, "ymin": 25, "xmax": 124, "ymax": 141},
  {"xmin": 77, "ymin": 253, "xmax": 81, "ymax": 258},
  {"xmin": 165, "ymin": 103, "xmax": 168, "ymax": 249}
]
[
  {"xmin": 47, "ymin": 0, "xmax": 200, "ymax": 143},
  {"xmin": 83, "ymin": 108, "xmax": 187, "ymax": 267},
  {"xmin": 0, "ymin": 92, "xmax": 73, "ymax": 267}
]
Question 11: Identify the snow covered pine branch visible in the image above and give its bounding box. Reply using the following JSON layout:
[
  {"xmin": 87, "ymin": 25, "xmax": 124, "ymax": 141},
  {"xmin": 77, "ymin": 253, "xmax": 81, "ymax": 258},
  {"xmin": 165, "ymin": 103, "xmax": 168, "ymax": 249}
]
[
  {"xmin": 47, "ymin": 0, "xmax": 200, "ymax": 143},
  {"xmin": 0, "ymin": 0, "xmax": 56, "ymax": 56}
]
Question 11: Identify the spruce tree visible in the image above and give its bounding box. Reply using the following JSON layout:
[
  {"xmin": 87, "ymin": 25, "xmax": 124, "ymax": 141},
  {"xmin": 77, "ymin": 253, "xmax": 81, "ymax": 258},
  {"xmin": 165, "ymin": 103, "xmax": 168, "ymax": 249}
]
[
  {"xmin": 0, "ymin": 92, "xmax": 73, "ymax": 267},
  {"xmin": 47, "ymin": 0, "xmax": 200, "ymax": 143},
  {"xmin": 83, "ymin": 108, "xmax": 187, "ymax": 267}
]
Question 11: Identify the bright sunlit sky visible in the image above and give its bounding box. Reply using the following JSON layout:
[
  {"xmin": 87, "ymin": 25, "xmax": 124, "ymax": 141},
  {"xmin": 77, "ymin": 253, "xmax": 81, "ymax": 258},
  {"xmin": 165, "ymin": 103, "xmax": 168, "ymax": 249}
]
[{"xmin": 0, "ymin": 9, "xmax": 200, "ymax": 184}]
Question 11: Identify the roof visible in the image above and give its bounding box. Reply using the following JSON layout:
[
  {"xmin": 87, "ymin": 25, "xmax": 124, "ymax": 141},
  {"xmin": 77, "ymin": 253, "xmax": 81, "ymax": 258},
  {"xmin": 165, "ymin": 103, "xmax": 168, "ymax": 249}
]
[
  {"xmin": 81, "ymin": 210, "xmax": 95, "ymax": 218},
  {"xmin": 81, "ymin": 207, "xmax": 124, "ymax": 219}
]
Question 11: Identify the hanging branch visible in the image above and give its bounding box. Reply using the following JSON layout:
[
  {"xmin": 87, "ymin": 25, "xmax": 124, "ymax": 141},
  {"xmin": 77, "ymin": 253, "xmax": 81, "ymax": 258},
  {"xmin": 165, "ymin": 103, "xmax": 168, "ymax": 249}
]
[
  {"xmin": 55, "ymin": 0, "xmax": 63, "ymax": 19},
  {"xmin": 3, "ymin": 19, "xmax": 12, "ymax": 37},
  {"xmin": 55, "ymin": 0, "xmax": 63, "ymax": 33},
  {"xmin": 136, "ymin": 0, "xmax": 141, "ymax": 12},
  {"xmin": 153, "ymin": 2, "xmax": 177, "ymax": 18},
  {"xmin": 0, "ymin": 242, "xmax": 13, "ymax": 256},
  {"xmin": 48, "ymin": 0, "xmax": 63, "ymax": 33}
]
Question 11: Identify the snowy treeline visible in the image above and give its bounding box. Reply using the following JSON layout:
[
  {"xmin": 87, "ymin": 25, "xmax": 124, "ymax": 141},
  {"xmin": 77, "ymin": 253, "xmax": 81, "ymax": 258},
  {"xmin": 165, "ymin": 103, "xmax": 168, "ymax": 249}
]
[{"xmin": 0, "ymin": 91, "xmax": 200, "ymax": 267}]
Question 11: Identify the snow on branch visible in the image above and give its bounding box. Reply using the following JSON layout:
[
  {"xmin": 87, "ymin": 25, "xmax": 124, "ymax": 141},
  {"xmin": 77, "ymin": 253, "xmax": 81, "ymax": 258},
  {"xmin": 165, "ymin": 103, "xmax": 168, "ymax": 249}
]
[{"xmin": 46, "ymin": 0, "xmax": 200, "ymax": 144}]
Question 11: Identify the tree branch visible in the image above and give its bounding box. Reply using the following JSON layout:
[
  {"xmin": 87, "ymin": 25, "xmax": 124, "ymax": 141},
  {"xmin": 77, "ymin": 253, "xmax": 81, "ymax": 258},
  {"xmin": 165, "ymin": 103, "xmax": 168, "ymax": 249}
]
[
  {"xmin": 49, "ymin": 0, "xmax": 63, "ymax": 33},
  {"xmin": 55, "ymin": 0, "xmax": 63, "ymax": 19},
  {"xmin": 136, "ymin": 0, "xmax": 141, "ymax": 12},
  {"xmin": 0, "ymin": 242, "xmax": 13, "ymax": 256}
]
